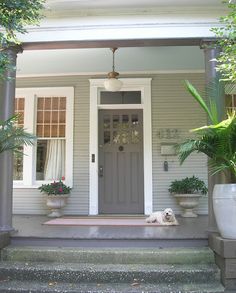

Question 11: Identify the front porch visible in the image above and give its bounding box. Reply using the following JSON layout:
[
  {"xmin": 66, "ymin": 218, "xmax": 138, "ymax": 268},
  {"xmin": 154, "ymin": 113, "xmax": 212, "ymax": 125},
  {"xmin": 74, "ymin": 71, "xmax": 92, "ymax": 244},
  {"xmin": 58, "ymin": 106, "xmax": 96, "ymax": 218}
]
[{"xmin": 10, "ymin": 214, "xmax": 208, "ymax": 247}]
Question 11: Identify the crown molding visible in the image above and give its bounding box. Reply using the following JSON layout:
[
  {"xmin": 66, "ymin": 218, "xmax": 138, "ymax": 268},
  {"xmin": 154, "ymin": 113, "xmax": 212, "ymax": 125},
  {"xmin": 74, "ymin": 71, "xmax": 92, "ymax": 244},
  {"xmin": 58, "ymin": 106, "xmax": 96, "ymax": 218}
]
[{"xmin": 43, "ymin": 6, "xmax": 227, "ymax": 19}]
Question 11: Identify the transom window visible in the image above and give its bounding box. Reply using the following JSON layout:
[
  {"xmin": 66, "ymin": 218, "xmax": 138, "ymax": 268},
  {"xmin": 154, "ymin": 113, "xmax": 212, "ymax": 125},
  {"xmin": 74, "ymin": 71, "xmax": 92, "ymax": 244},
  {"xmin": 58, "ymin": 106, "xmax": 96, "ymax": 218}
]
[
  {"xmin": 14, "ymin": 87, "xmax": 74, "ymax": 188},
  {"xmin": 100, "ymin": 91, "xmax": 141, "ymax": 105}
]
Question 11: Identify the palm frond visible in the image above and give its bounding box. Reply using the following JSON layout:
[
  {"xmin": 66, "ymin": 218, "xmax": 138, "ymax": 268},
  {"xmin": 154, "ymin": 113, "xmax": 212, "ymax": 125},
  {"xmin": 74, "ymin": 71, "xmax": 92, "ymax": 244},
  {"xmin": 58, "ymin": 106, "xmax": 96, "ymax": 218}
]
[
  {"xmin": 0, "ymin": 115, "xmax": 36, "ymax": 154},
  {"xmin": 184, "ymin": 80, "xmax": 215, "ymax": 123},
  {"xmin": 205, "ymin": 78, "xmax": 223, "ymax": 124}
]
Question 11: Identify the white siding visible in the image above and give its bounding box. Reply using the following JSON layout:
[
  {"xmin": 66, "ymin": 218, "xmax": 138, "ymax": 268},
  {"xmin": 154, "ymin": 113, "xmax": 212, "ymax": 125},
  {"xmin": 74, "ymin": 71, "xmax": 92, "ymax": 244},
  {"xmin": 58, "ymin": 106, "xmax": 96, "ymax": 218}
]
[{"xmin": 13, "ymin": 73, "xmax": 208, "ymax": 215}]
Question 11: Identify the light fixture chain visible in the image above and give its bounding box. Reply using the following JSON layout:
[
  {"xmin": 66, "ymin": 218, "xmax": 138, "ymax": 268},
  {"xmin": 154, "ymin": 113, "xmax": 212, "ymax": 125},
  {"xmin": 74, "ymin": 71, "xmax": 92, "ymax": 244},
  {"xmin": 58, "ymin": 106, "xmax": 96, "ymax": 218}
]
[{"xmin": 112, "ymin": 48, "xmax": 115, "ymax": 72}]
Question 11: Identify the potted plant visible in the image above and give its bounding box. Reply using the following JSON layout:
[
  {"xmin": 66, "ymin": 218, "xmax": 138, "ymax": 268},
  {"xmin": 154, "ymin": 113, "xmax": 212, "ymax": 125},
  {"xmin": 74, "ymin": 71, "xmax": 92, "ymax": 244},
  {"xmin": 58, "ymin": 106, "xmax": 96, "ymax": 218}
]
[
  {"xmin": 177, "ymin": 80, "xmax": 236, "ymax": 238},
  {"xmin": 169, "ymin": 176, "xmax": 207, "ymax": 217},
  {"xmin": 38, "ymin": 178, "xmax": 72, "ymax": 218}
]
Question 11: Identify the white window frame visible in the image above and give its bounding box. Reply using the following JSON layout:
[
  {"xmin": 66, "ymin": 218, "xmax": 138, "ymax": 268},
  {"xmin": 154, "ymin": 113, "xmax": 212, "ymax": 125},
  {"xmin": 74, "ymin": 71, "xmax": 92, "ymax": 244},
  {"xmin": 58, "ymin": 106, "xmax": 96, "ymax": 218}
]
[
  {"xmin": 13, "ymin": 87, "xmax": 74, "ymax": 188},
  {"xmin": 89, "ymin": 78, "xmax": 152, "ymax": 215}
]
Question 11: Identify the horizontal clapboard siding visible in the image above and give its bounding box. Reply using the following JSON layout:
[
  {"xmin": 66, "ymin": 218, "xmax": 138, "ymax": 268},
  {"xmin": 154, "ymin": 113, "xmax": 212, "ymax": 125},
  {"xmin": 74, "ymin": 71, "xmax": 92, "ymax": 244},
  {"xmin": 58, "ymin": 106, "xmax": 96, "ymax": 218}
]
[
  {"xmin": 13, "ymin": 73, "xmax": 208, "ymax": 215},
  {"xmin": 152, "ymin": 73, "xmax": 208, "ymax": 214}
]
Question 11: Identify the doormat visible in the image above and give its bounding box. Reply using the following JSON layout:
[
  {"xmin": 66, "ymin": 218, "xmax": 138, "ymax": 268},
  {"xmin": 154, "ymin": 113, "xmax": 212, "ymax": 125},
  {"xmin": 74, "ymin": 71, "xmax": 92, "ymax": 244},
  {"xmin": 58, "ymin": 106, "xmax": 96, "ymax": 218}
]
[{"xmin": 43, "ymin": 217, "xmax": 179, "ymax": 227}]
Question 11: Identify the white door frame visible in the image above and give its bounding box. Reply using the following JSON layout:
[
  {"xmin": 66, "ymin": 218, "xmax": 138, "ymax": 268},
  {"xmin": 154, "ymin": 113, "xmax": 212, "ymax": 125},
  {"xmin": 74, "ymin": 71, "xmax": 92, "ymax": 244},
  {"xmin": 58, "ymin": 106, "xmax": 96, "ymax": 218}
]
[{"xmin": 89, "ymin": 78, "xmax": 152, "ymax": 215}]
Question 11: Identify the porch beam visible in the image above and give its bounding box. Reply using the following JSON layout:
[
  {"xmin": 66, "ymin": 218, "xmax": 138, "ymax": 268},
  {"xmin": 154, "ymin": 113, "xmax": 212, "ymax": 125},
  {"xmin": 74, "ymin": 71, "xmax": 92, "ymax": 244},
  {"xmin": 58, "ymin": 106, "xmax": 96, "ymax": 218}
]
[
  {"xmin": 0, "ymin": 46, "xmax": 22, "ymax": 232},
  {"xmin": 22, "ymin": 38, "xmax": 203, "ymax": 51}
]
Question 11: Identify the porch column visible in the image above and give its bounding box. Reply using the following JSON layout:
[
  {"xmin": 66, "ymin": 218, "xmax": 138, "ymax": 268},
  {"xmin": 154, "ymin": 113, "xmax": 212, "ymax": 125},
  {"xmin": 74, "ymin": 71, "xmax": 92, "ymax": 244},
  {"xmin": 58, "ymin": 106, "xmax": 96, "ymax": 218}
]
[
  {"xmin": 0, "ymin": 46, "xmax": 22, "ymax": 232},
  {"xmin": 201, "ymin": 40, "xmax": 225, "ymax": 233}
]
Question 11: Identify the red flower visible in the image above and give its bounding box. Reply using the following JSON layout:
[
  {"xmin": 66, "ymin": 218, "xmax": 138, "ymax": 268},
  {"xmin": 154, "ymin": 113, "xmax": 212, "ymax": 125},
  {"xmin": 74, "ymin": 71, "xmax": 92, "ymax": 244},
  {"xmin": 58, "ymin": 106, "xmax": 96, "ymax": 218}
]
[
  {"xmin": 59, "ymin": 187, "xmax": 63, "ymax": 193},
  {"xmin": 61, "ymin": 176, "xmax": 65, "ymax": 181}
]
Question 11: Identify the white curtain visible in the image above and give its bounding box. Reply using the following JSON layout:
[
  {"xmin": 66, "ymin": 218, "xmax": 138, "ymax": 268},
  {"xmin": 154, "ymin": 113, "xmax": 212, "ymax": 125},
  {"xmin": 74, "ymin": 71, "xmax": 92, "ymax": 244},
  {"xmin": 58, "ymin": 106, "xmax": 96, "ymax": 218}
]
[{"xmin": 44, "ymin": 139, "xmax": 65, "ymax": 180}]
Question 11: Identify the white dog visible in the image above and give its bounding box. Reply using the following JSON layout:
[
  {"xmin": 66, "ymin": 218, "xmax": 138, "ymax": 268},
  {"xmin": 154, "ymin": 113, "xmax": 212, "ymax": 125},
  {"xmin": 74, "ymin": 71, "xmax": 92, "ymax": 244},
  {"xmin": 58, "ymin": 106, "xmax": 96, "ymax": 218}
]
[{"xmin": 146, "ymin": 208, "xmax": 178, "ymax": 225}]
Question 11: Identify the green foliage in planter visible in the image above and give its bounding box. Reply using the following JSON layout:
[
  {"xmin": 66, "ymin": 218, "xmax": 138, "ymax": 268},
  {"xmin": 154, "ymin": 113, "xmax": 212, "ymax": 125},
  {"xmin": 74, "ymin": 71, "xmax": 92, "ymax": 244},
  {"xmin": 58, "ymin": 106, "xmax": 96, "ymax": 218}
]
[
  {"xmin": 169, "ymin": 176, "xmax": 208, "ymax": 195},
  {"xmin": 38, "ymin": 179, "xmax": 72, "ymax": 196},
  {"xmin": 0, "ymin": 0, "xmax": 45, "ymax": 79}
]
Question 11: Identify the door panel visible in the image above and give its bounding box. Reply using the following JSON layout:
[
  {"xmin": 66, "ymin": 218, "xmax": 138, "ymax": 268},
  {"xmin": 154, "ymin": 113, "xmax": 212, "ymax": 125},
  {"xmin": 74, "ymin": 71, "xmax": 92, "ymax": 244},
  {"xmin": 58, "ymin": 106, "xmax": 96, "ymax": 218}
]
[{"xmin": 98, "ymin": 109, "xmax": 144, "ymax": 214}]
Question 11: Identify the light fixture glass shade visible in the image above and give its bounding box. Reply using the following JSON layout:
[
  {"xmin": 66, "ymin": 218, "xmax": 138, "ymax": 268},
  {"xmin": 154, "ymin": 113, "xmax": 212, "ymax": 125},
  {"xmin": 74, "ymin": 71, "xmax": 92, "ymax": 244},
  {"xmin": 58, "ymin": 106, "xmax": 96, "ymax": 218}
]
[
  {"xmin": 104, "ymin": 78, "xmax": 123, "ymax": 92},
  {"xmin": 104, "ymin": 48, "xmax": 123, "ymax": 92}
]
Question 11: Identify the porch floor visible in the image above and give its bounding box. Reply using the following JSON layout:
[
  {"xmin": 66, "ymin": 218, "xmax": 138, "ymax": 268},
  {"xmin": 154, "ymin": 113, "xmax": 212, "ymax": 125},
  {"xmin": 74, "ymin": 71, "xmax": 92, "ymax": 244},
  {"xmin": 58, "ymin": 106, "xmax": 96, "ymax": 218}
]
[{"xmin": 10, "ymin": 215, "xmax": 209, "ymax": 248}]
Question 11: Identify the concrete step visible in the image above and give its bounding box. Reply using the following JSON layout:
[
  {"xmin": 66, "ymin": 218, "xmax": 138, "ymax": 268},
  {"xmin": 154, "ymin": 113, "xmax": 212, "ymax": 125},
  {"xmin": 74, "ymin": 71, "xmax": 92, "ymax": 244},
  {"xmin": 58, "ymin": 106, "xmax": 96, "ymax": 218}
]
[
  {"xmin": 1, "ymin": 246, "xmax": 215, "ymax": 265},
  {"xmin": 0, "ymin": 280, "xmax": 225, "ymax": 293},
  {"xmin": 0, "ymin": 261, "xmax": 220, "ymax": 283},
  {"xmin": 10, "ymin": 236, "xmax": 208, "ymax": 248}
]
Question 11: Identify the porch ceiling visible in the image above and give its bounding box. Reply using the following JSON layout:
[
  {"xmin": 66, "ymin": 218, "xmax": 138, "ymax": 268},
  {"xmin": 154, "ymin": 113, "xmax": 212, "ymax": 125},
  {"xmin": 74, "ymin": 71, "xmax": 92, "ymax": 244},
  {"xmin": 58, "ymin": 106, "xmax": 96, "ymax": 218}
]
[{"xmin": 16, "ymin": 46, "xmax": 204, "ymax": 76}]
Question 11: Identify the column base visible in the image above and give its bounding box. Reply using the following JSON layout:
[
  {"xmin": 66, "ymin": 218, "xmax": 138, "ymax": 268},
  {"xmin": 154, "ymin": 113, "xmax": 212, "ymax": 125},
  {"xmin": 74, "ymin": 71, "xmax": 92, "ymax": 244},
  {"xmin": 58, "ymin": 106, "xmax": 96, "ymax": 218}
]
[{"xmin": 209, "ymin": 233, "xmax": 236, "ymax": 291}]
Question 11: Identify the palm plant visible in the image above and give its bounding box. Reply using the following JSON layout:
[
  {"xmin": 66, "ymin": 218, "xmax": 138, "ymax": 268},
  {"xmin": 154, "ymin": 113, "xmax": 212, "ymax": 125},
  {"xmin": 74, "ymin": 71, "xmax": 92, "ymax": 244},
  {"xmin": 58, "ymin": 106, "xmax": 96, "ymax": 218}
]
[
  {"xmin": 177, "ymin": 80, "xmax": 236, "ymax": 183},
  {"xmin": 0, "ymin": 115, "xmax": 35, "ymax": 154}
]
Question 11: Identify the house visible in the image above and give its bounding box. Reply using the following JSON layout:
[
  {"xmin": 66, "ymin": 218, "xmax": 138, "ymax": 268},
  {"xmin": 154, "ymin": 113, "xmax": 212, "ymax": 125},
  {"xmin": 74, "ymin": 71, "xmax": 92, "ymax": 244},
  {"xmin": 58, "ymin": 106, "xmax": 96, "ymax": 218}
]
[
  {"xmin": 4, "ymin": 0, "xmax": 225, "ymax": 220},
  {"xmin": 1, "ymin": 1, "xmax": 236, "ymax": 291}
]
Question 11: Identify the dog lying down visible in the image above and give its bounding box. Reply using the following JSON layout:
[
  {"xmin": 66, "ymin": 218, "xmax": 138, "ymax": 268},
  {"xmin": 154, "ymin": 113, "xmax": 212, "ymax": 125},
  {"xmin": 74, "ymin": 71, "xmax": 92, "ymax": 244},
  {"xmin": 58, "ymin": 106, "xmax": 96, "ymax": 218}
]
[{"xmin": 146, "ymin": 208, "xmax": 179, "ymax": 225}]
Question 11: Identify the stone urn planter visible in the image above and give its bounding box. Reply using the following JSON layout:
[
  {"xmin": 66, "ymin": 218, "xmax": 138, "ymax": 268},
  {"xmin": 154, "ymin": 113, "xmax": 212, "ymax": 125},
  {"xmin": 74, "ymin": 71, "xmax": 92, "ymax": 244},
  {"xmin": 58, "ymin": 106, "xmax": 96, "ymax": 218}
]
[
  {"xmin": 38, "ymin": 178, "xmax": 72, "ymax": 218},
  {"xmin": 169, "ymin": 176, "xmax": 207, "ymax": 218},
  {"xmin": 46, "ymin": 195, "xmax": 69, "ymax": 218},
  {"xmin": 213, "ymin": 184, "xmax": 236, "ymax": 239},
  {"xmin": 173, "ymin": 193, "xmax": 202, "ymax": 217}
]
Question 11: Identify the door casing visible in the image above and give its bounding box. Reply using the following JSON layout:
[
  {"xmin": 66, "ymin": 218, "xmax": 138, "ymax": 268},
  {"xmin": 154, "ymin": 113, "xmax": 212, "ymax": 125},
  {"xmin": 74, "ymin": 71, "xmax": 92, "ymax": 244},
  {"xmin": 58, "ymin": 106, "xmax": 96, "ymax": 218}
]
[{"xmin": 89, "ymin": 78, "xmax": 152, "ymax": 215}]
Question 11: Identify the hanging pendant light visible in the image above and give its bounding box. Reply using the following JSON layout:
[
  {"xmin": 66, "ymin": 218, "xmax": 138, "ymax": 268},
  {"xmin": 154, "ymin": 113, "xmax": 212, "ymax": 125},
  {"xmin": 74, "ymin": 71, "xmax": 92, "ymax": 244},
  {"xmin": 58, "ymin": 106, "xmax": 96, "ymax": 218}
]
[{"xmin": 104, "ymin": 48, "xmax": 123, "ymax": 92}]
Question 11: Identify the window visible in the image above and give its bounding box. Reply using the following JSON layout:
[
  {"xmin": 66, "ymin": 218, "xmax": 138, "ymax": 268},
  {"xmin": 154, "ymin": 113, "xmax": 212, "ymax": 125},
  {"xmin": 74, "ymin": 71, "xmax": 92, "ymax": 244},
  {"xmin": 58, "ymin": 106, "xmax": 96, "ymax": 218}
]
[
  {"xmin": 225, "ymin": 94, "xmax": 236, "ymax": 112},
  {"xmin": 14, "ymin": 88, "xmax": 74, "ymax": 187}
]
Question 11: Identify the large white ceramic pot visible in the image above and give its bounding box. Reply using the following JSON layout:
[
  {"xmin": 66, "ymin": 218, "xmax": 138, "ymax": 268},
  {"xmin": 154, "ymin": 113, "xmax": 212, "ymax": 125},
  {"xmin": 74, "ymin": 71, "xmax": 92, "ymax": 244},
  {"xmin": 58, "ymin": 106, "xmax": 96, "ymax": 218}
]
[
  {"xmin": 213, "ymin": 184, "xmax": 236, "ymax": 239},
  {"xmin": 174, "ymin": 194, "xmax": 202, "ymax": 217},
  {"xmin": 46, "ymin": 195, "xmax": 69, "ymax": 218}
]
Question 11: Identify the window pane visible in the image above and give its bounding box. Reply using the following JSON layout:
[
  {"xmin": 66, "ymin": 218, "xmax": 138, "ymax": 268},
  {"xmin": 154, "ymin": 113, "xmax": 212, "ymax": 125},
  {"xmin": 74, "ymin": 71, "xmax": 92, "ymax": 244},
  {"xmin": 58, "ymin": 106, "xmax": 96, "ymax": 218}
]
[
  {"xmin": 37, "ymin": 125, "xmax": 43, "ymax": 137},
  {"xmin": 44, "ymin": 111, "xmax": 51, "ymax": 123},
  {"xmin": 13, "ymin": 150, "xmax": 23, "ymax": 180},
  {"xmin": 37, "ymin": 111, "xmax": 43, "ymax": 123},
  {"xmin": 45, "ymin": 98, "xmax": 51, "ymax": 109},
  {"xmin": 37, "ymin": 97, "xmax": 66, "ymax": 138},
  {"xmin": 60, "ymin": 97, "xmax": 66, "ymax": 110},
  {"xmin": 37, "ymin": 98, "xmax": 44, "ymax": 110},
  {"xmin": 51, "ymin": 125, "xmax": 58, "ymax": 137},
  {"xmin": 36, "ymin": 139, "xmax": 65, "ymax": 180},
  {"xmin": 100, "ymin": 91, "xmax": 141, "ymax": 104},
  {"xmin": 59, "ymin": 111, "xmax": 66, "ymax": 123},
  {"xmin": 13, "ymin": 98, "xmax": 25, "ymax": 180},
  {"xmin": 59, "ymin": 125, "xmax": 65, "ymax": 137},
  {"xmin": 52, "ymin": 111, "xmax": 58, "ymax": 123},
  {"xmin": 113, "ymin": 115, "xmax": 119, "ymax": 128},
  {"xmin": 36, "ymin": 140, "xmax": 47, "ymax": 180},
  {"xmin": 44, "ymin": 125, "xmax": 50, "ymax": 137},
  {"xmin": 52, "ymin": 97, "xmax": 59, "ymax": 110},
  {"xmin": 104, "ymin": 131, "xmax": 110, "ymax": 144}
]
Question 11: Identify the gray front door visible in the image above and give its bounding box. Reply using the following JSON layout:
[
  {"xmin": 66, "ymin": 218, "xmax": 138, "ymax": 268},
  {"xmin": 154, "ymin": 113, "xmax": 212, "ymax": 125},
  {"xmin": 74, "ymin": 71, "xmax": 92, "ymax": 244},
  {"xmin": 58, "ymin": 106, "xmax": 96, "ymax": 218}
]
[{"xmin": 98, "ymin": 109, "xmax": 144, "ymax": 214}]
